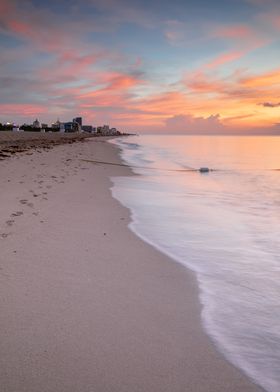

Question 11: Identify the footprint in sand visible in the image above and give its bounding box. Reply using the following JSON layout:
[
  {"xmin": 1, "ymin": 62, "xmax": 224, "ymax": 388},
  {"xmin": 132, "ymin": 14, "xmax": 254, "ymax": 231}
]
[
  {"xmin": 46, "ymin": 185, "xmax": 52, "ymax": 189},
  {"xmin": 20, "ymin": 199, "xmax": 28, "ymax": 205},
  {"xmin": 27, "ymin": 202, "xmax": 34, "ymax": 208},
  {"xmin": 6, "ymin": 220, "xmax": 15, "ymax": 226},
  {"xmin": 32, "ymin": 212, "xmax": 39, "ymax": 216},
  {"xmin": 1, "ymin": 233, "xmax": 11, "ymax": 239},
  {"xmin": 11, "ymin": 211, "xmax": 23, "ymax": 217}
]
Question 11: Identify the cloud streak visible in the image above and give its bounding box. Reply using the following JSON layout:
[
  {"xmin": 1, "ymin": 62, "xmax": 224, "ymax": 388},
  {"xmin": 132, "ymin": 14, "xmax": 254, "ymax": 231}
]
[{"xmin": 259, "ymin": 102, "xmax": 280, "ymax": 107}]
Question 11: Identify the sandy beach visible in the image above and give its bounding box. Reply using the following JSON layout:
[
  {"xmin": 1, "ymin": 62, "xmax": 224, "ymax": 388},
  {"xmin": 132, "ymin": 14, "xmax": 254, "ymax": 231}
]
[
  {"xmin": 0, "ymin": 135, "xmax": 263, "ymax": 392},
  {"xmin": 0, "ymin": 131, "xmax": 93, "ymax": 159}
]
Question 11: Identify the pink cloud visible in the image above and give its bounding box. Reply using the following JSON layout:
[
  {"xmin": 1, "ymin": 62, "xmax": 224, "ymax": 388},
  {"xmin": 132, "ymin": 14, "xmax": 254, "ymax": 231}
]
[
  {"xmin": 78, "ymin": 72, "xmax": 144, "ymax": 107},
  {"xmin": 0, "ymin": 0, "xmax": 97, "ymax": 55},
  {"xmin": 261, "ymin": 14, "xmax": 280, "ymax": 30},
  {"xmin": 7, "ymin": 20, "xmax": 34, "ymax": 38},
  {"xmin": 211, "ymin": 23, "xmax": 269, "ymax": 62},
  {"xmin": 215, "ymin": 25, "xmax": 255, "ymax": 40},
  {"xmin": 100, "ymin": 72, "xmax": 144, "ymax": 89},
  {"xmin": 206, "ymin": 50, "xmax": 245, "ymax": 69},
  {"xmin": 39, "ymin": 52, "xmax": 101, "ymax": 83},
  {"xmin": 0, "ymin": 0, "xmax": 14, "ymax": 15},
  {"xmin": 186, "ymin": 71, "xmax": 229, "ymax": 94},
  {"xmin": 0, "ymin": 104, "xmax": 47, "ymax": 117}
]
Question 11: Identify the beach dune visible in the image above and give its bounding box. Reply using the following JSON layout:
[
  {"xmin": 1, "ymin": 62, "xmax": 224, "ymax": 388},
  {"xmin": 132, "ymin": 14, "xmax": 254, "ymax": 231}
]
[{"xmin": 0, "ymin": 137, "xmax": 263, "ymax": 391}]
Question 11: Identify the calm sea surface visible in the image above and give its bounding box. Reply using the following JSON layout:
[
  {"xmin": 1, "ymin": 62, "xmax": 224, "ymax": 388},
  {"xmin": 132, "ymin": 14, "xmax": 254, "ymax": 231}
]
[{"xmin": 110, "ymin": 135, "xmax": 280, "ymax": 392}]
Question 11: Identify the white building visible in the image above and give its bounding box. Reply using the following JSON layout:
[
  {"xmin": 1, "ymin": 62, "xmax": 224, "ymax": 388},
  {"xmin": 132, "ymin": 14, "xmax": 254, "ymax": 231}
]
[
  {"xmin": 60, "ymin": 123, "xmax": 65, "ymax": 133},
  {"xmin": 33, "ymin": 118, "xmax": 41, "ymax": 128}
]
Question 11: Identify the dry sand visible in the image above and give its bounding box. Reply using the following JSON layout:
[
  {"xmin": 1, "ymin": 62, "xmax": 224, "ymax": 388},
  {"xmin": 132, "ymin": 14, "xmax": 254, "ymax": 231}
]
[{"xmin": 0, "ymin": 136, "xmax": 264, "ymax": 392}]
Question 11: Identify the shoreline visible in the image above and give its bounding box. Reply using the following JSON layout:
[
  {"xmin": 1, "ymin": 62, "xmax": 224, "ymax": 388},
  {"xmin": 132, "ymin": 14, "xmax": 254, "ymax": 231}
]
[{"xmin": 0, "ymin": 136, "xmax": 263, "ymax": 391}]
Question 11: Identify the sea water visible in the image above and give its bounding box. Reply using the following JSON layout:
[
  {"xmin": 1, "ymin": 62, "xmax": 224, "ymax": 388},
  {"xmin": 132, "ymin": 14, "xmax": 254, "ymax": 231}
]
[{"xmin": 110, "ymin": 135, "xmax": 280, "ymax": 392}]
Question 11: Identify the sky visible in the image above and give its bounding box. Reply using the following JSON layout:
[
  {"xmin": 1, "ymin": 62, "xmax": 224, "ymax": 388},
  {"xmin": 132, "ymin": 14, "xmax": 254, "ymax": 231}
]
[{"xmin": 0, "ymin": 0, "xmax": 280, "ymax": 134}]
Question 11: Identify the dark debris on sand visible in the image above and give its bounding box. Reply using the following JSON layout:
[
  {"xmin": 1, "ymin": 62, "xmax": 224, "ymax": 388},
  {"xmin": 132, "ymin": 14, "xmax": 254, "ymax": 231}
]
[{"xmin": 0, "ymin": 133, "xmax": 94, "ymax": 160}]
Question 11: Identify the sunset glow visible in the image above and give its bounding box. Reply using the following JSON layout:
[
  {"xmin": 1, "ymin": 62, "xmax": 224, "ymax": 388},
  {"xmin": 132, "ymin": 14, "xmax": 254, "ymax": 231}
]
[{"xmin": 1, "ymin": 0, "xmax": 280, "ymax": 133}]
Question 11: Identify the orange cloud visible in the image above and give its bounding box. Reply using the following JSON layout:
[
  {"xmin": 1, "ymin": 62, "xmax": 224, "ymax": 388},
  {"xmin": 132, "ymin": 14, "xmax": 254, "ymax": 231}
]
[
  {"xmin": 102, "ymin": 72, "xmax": 143, "ymax": 89},
  {"xmin": 241, "ymin": 68, "xmax": 280, "ymax": 87}
]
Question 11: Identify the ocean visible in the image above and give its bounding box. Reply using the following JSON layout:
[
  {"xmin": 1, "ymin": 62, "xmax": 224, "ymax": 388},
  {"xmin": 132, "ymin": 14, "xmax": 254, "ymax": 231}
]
[{"xmin": 110, "ymin": 135, "xmax": 280, "ymax": 392}]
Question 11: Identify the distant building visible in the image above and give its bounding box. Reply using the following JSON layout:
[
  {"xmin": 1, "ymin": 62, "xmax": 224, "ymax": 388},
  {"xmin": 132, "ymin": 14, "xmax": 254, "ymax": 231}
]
[
  {"xmin": 96, "ymin": 125, "xmax": 108, "ymax": 135},
  {"xmin": 64, "ymin": 122, "xmax": 75, "ymax": 132},
  {"xmin": 52, "ymin": 119, "xmax": 61, "ymax": 129},
  {"xmin": 82, "ymin": 125, "xmax": 93, "ymax": 132},
  {"xmin": 59, "ymin": 123, "xmax": 65, "ymax": 133},
  {"xmin": 33, "ymin": 118, "xmax": 41, "ymax": 128},
  {"xmin": 41, "ymin": 123, "xmax": 48, "ymax": 129},
  {"xmin": 73, "ymin": 117, "xmax": 82, "ymax": 126},
  {"xmin": 103, "ymin": 125, "xmax": 110, "ymax": 133},
  {"xmin": 96, "ymin": 125, "xmax": 116, "ymax": 136}
]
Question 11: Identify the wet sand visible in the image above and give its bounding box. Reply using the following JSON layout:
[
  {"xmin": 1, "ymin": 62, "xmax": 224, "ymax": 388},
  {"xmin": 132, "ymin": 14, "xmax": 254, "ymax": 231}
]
[{"xmin": 0, "ymin": 137, "xmax": 264, "ymax": 391}]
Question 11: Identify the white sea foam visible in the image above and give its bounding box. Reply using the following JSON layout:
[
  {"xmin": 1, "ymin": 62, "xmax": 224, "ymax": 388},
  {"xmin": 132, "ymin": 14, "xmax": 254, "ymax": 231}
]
[{"xmin": 110, "ymin": 135, "xmax": 280, "ymax": 392}]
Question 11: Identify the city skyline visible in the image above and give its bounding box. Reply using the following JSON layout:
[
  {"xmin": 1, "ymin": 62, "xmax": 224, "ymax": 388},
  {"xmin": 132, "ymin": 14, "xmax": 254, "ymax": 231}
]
[{"xmin": 1, "ymin": 0, "xmax": 280, "ymax": 134}]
